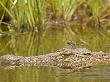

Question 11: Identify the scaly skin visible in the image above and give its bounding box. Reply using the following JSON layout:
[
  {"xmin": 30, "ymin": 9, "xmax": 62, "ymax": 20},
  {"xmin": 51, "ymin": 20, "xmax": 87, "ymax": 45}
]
[{"xmin": 0, "ymin": 48, "xmax": 110, "ymax": 70}]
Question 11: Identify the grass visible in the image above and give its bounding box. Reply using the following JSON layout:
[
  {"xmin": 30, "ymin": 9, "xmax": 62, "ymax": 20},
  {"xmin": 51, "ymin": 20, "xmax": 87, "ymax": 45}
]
[
  {"xmin": 0, "ymin": 0, "xmax": 110, "ymax": 32},
  {"xmin": 0, "ymin": 0, "xmax": 110, "ymax": 55}
]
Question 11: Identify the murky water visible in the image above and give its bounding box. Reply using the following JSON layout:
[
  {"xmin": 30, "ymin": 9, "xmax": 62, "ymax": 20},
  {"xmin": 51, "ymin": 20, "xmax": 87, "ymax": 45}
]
[
  {"xmin": 0, "ymin": 27, "xmax": 110, "ymax": 82},
  {"xmin": 0, "ymin": 65, "xmax": 110, "ymax": 82}
]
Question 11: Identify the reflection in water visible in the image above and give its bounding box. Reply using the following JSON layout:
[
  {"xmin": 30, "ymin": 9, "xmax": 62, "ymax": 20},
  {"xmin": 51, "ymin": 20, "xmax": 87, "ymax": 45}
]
[
  {"xmin": 0, "ymin": 27, "xmax": 110, "ymax": 82},
  {"xmin": 0, "ymin": 30, "xmax": 67, "ymax": 56},
  {"xmin": 0, "ymin": 27, "xmax": 110, "ymax": 56},
  {"xmin": 0, "ymin": 66, "xmax": 110, "ymax": 82}
]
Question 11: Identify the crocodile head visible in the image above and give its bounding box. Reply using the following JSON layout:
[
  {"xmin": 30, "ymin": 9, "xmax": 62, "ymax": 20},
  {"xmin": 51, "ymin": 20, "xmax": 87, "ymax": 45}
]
[{"xmin": 0, "ymin": 55, "xmax": 23, "ymax": 67}]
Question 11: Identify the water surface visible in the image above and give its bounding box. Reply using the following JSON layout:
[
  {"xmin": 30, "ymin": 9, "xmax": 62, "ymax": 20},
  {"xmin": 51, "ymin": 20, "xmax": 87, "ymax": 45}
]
[
  {"xmin": 0, "ymin": 27, "xmax": 110, "ymax": 82},
  {"xmin": 0, "ymin": 65, "xmax": 110, "ymax": 82}
]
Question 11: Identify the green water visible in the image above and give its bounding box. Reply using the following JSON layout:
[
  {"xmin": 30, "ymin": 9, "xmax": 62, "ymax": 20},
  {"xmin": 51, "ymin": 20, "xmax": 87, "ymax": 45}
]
[
  {"xmin": 0, "ymin": 66, "xmax": 110, "ymax": 82},
  {"xmin": 0, "ymin": 26, "xmax": 110, "ymax": 82}
]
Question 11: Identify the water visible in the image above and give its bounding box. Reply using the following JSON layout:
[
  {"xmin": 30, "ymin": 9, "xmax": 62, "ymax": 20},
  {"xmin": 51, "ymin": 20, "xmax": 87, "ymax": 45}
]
[
  {"xmin": 0, "ymin": 26, "xmax": 110, "ymax": 82},
  {"xmin": 0, "ymin": 30, "xmax": 67, "ymax": 56},
  {"xmin": 0, "ymin": 65, "xmax": 110, "ymax": 82}
]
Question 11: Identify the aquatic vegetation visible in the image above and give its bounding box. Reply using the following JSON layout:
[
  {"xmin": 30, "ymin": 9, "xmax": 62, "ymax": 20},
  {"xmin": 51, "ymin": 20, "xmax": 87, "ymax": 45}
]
[
  {"xmin": 0, "ymin": 0, "xmax": 110, "ymax": 32},
  {"xmin": 0, "ymin": 0, "xmax": 110, "ymax": 56}
]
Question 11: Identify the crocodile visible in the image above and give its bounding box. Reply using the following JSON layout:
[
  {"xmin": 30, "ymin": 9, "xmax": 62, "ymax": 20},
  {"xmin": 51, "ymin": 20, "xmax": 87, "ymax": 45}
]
[{"xmin": 0, "ymin": 48, "xmax": 110, "ymax": 70}]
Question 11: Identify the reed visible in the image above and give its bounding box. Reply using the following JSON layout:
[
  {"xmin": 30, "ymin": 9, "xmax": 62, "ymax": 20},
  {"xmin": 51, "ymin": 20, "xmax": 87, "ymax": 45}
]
[
  {"xmin": 88, "ymin": 0, "xmax": 106, "ymax": 27},
  {"xmin": 0, "ymin": 0, "xmax": 110, "ymax": 32}
]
